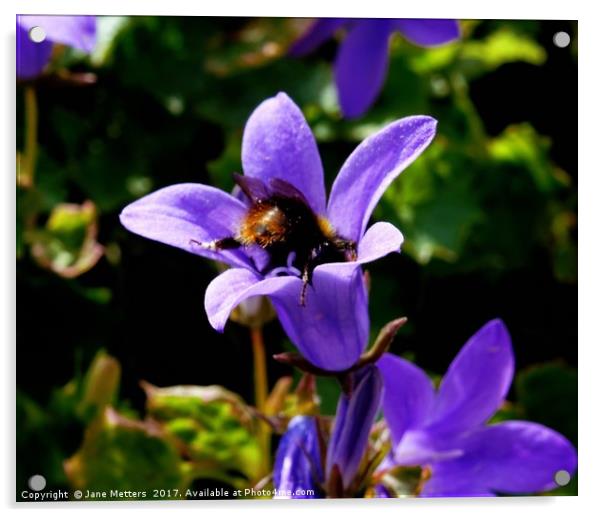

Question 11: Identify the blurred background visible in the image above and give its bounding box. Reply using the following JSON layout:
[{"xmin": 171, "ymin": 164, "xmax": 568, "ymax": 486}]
[{"xmin": 17, "ymin": 17, "xmax": 577, "ymax": 498}]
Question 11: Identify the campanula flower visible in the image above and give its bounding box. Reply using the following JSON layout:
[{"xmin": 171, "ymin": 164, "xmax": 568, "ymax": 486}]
[
  {"xmin": 273, "ymin": 416, "xmax": 323, "ymax": 498},
  {"xmin": 376, "ymin": 319, "xmax": 577, "ymax": 496},
  {"xmin": 326, "ymin": 365, "xmax": 383, "ymax": 491},
  {"xmin": 273, "ymin": 365, "xmax": 382, "ymax": 498},
  {"xmin": 290, "ymin": 19, "xmax": 460, "ymax": 118},
  {"xmin": 120, "ymin": 92, "xmax": 436, "ymax": 371},
  {"xmin": 17, "ymin": 15, "xmax": 96, "ymax": 80}
]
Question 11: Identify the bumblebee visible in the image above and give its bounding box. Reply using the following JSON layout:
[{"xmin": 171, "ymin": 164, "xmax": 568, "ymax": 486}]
[{"xmin": 191, "ymin": 174, "xmax": 357, "ymax": 305}]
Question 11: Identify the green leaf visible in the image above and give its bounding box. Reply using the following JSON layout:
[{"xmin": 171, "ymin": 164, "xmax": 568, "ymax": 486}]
[
  {"xmin": 90, "ymin": 16, "xmax": 131, "ymax": 67},
  {"xmin": 28, "ymin": 200, "xmax": 103, "ymax": 278},
  {"xmin": 378, "ymin": 142, "xmax": 484, "ymax": 265},
  {"xmin": 410, "ymin": 27, "xmax": 546, "ymax": 78},
  {"xmin": 17, "ymin": 391, "xmax": 69, "ymax": 493},
  {"xmin": 461, "ymin": 28, "xmax": 546, "ymax": 75},
  {"xmin": 488, "ymin": 124, "xmax": 568, "ymax": 194},
  {"xmin": 143, "ymin": 383, "xmax": 263, "ymax": 486},
  {"xmin": 77, "ymin": 351, "xmax": 121, "ymax": 421},
  {"xmin": 65, "ymin": 407, "xmax": 187, "ymax": 498}
]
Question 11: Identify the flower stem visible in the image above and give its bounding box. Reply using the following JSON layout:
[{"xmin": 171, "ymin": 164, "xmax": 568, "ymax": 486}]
[
  {"xmin": 250, "ymin": 326, "xmax": 270, "ymax": 475},
  {"xmin": 20, "ymin": 85, "xmax": 38, "ymax": 188},
  {"xmin": 450, "ymin": 70, "xmax": 488, "ymax": 159}
]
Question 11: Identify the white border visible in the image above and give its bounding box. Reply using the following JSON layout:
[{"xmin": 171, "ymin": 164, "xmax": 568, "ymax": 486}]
[
  {"xmin": 3, "ymin": 1, "xmax": 600, "ymax": 516},
  {"xmin": 8, "ymin": 0, "xmax": 582, "ymax": 19}
]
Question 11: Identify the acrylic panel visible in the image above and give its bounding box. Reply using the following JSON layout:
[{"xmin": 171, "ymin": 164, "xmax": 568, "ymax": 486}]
[{"xmin": 16, "ymin": 15, "xmax": 577, "ymax": 502}]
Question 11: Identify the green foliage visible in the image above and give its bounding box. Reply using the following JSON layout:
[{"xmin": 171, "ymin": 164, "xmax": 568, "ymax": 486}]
[
  {"xmin": 27, "ymin": 200, "xmax": 104, "ymax": 278},
  {"xmin": 17, "ymin": 351, "xmax": 267, "ymax": 498},
  {"xmin": 143, "ymin": 383, "xmax": 264, "ymax": 486},
  {"xmin": 65, "ymin": 408, "xmax": 186, "ymax": 498},
  {"xmin": 409, "ymin": 27, "xmax": 546, "ymax": 78},
  {"xmin": 372, "ymin": 466, "xmax": 427, "ymax": 498},
  {"xmin": 515, "ymin": 362, "xmax": 578, "ymax": 446},
  {"xmin": 16, "ymin": 351, "xmax": 123, "ymax": 494}
]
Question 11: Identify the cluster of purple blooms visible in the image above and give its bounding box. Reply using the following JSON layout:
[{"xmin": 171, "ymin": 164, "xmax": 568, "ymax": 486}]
[
  {"xmin": 121, "ymin": 92, "xmax": 577, "ymax": 497},
  {"xmin": 21, "ymin": 14, "xmax": 576, "ymax": 498},
  {"xmin": 275, "ymin": 320, "xmax": 576, "ymax": 498}
]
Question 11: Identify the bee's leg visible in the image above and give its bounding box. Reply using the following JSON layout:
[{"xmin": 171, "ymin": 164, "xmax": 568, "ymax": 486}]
[
  {"xmin": 299, "ymin": 251, "xmax": 318, "ymax": 307},
  {"xmin": 334, "ymin": 238, "xmax": 357, "ymax": 261},
  {"xmin": 300, "ymin": 263, "xmax": 310, "ymax": 307},
  {"xmin": 189, "ymin": 236, "xmax": 241, "ymax": 251}
]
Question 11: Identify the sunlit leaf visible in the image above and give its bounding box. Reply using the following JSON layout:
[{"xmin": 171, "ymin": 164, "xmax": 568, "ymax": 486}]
[
  {"xmin": 28, "ymin": 200, "xmax": 103, "ymax": 278},
  {"xmin": 143, "ymin": 383, "xmax": 263, "ymax": 486},
  {"xmin": 65, "ymin": 407, "xmax": 186, "ymax": 497},
  {"xmin": 488, "ymin": 124, "xmax": 568, "ymax": 193}
]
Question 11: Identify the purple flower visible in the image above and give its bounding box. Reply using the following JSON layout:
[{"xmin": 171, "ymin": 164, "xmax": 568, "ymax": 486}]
[
  {"xmin": 326, "ymin": 365, "xmax": 383, "ymax": 490},
  {"xmin": 17, "ymin": 15, "xmax": 96, "ymax": 80},
  {"xmin": 273, "ymin": 416, "xmax": 323, "ymax": 498},
  {"xmin": 120, "ymin": 93, "xmax": 436, "ymax": 371},
  {"xmin": 290, "ymin": 19, "xmax": 460, "ymax": 118},
  {"xmin": 274, "ymin": 366, "xmax": 382, "ymax": 498},
  {"xmin": 376, "ymin": 319, "xmax": 578, "ymax": 497}
]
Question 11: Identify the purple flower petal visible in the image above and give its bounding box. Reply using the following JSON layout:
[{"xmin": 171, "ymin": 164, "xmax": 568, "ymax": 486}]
[
  {"xmin": 119, "ymin": 183, "xmax": 255, "ymax": 270},
  {"xmin": 326, "ymin": 366, "xmax": 383, "ymax": 488},
  {"xmin": 393, "ymin": 428, "xmax": 454, "ymax": 466},
  {"xmin": 267, "ymin": 221, "xmax": 401, "ymax": 370},
  {"xmin": 241, "ymin": 92, "xmax": 326, "ymax": 214},
  {"xmin": 377, "ymin": 353, "xmax": 435, "ymax": 446},
  {"xmin": 328, "ymin": 116, "xmax": 437, "ymax": 242},
  {"xmin": 334, "ymin": 19, "xmax": 393, "ymax": 118},
  {"xmin": 426, "ymin": 319, "xmax": 514, "ymax": 435},
  {"xmin": 205, "ymin": 264, "xmax": 368, "ymax": 372},
  {"xmin": 394, "ymin": 19, "xmax": 460, "ymax": 47},
  {"xmin": 423, "ymin": 421, "xmax": 577, "ymax": 496},
  {"xmin": 17, "ymin": 15, "xmax": 97, "ymax": 53},
  {"xmin": 273, "ymin": 264, "xmax": 369, "ymax": 371},
  {"xmin": 16, "ymin": 21, "xmax": 53, "ymax": 79},
  {"xmin": 356, "ymin": 221, "xmax": 403, "ymax": 264},
  {"xmin": 273, "ymin": 416, "xmax": 323, "ymax": 498},
  {"xmin": 204, "ymin": 268, "xmax": 297, "ymax": 331},
  {"xmin": 289, "ymin": 18, "xmax": 347, "ymax": 56}
]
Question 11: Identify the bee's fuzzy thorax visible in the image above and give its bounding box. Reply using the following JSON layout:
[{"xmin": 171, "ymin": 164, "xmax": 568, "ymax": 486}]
[{"xmin": 237, "ymin": 202, "xmax": 288, "ymax": 248}]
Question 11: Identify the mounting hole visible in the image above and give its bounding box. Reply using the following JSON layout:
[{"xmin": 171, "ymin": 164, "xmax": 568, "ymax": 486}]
[
  {"xmin": 553, "ymin": 31, "xmax": 571, "ymax": 48},
  {"xmin": 554, "ymin": 469, "xmax": 571, "ymax": 486},
  {"xmin": 28, "ymin": 26, "xmax": 47, "ymax": 43},
  {"xmin": 28, "ymin": 474, "xmax": 46, "ymax": 491}
]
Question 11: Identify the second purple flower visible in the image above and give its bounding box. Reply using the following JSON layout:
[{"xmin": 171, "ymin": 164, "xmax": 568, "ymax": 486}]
[{"xmin": 290, "ymin": 19, "xmax": 460, "ymax": 118}]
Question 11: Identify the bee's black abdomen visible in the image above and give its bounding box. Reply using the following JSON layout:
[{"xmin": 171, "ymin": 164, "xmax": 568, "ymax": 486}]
[{"xmin": 230, "ymin": 175, "xmax": 355, "ymax": 302}]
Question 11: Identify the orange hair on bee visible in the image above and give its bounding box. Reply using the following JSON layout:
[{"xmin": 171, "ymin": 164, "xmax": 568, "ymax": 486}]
[
  {"xmin": 237, "ymin": 203, "xmax": 288, "ymax": 248},
  {"xmin": 317, "ymin": 215, "xmax": 337, "ymax": 240}
]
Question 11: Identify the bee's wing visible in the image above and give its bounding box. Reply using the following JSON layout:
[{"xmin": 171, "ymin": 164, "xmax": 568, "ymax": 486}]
[
  {"xmin": 233, "ymin": 173, "xmax": 270, "ymax": 202},
  {"xmin": 268, "ymin": 178, "xmax": 311, "ymax": 208}
]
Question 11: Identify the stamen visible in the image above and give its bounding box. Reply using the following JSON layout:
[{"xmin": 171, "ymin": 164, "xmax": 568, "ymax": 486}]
[{"xmin": 286, "ymin": 251, "xmax": 297, "ymax": 269}]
